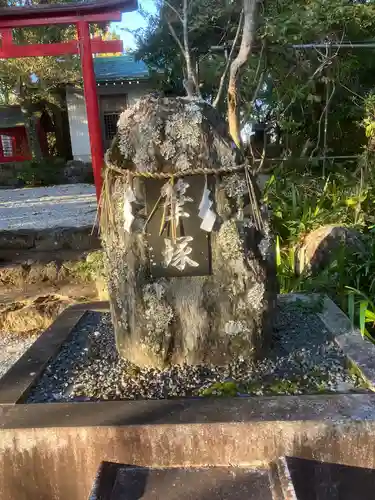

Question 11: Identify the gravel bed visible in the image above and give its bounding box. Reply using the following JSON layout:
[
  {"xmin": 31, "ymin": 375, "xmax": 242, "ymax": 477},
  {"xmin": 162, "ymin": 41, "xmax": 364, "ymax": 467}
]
[
  {"xmin": 0, "ymin": 333, "xmax": 37, "ymax": 379},
  {"xmin": 26, "ymin": 303, "xmax": 367, "ymax": 403}
]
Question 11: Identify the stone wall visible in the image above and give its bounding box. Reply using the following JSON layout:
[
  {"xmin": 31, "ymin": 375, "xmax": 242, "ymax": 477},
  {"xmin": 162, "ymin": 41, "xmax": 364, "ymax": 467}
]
[{"xmin": 0, "ymin": 226, "xmax": 100, "ymax": 255}]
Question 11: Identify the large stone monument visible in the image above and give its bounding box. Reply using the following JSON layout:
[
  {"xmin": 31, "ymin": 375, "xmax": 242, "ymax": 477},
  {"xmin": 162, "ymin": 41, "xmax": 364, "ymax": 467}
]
[{"xmin": 101, "ymin": 95, "xmax": 276, "ymax": 369}]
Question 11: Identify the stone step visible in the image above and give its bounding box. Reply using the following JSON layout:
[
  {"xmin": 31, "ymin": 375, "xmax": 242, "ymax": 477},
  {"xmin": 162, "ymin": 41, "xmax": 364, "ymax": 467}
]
[
  {"xmin": 89, "ymin": 459, "xmax": 375, "ymax": 500},
  {"xmin": 285, "ymin": 456, "xmax": 375, "ymax": 500},
  {"xmin": 0, "ymin": 254, "xmax": 91, "ymax": 294},
  {"xmin": 0, "ymin": 249, "xmax": 105, "ymax": 301},
  {"xmin": 0, "ymin": 226, "xmax": 100, "ymax": 259},
  {"xmin": 89, "ymin": 464, "xmax": 274, "ymax": 500}
]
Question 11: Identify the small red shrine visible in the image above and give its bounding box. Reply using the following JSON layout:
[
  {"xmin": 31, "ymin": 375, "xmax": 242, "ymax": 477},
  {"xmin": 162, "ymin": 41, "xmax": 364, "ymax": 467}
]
[
  {"xmin": 0, "ymin": 105, "xmax": 50, "ymax": 162},
  {"xmin": 0, "ymin": 0, "xmax": 137, "ymax": 199}
]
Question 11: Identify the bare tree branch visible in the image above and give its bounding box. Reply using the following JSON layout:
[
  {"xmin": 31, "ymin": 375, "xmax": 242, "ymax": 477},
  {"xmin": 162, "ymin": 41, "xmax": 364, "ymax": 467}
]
[
  {"xmin": 250, "ymin": 38, "xmax": 265, "ymax": 95},
  {"xmin": 165, "ymin": 0, "xmax": 200, "ymax": 98},
  {"xmin": 167, "ymin": 20, "xmax": 185, "ymax": 57},
  {"xmin": 164, "ymin": 0, "xmax": 183, "ymax": 23},
  {"xmin": 182, "ymin": 0, "xmax": 196, "ymax": 98},
  {"xmin": 212, "ymin": 10, "xmax": 244, "ymax": 109},
  {"xmin": 249, "ymin": 66, "xmax": 265, "ymax": 112},
  {"xmin": 228, "ymin": 0, "xmax": 259, "ymax": 147}
]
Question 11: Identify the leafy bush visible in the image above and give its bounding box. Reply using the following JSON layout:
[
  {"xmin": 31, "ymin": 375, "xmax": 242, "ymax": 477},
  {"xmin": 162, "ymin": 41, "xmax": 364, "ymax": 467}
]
[
  {"xmin": 17, "ymin": 158, "xmax": 65, "ymax": 187},
  {"xmin": 264, "ymin": 166, "xmax": 369, "ymax": 245},
  {"xmin": 71, "ymin": 251, "xmax": 106, "ymax": 282}
]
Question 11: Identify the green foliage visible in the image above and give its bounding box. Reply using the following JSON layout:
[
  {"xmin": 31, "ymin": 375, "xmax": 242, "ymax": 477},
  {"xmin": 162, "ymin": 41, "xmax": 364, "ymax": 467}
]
[
  {"xmin": 72, "ymin": 251, "xmax": 106, "ymax": 282},
  {"xmin": 363, "ymin": 93, "xmax": 375, "ymax": 140},
  {"xmin": 134, "ymin": 0, "xmax": 375, "ymax": 157},
  {"xmin": 269, "ymin": 161, "xmax": 375, "ymax": 337},
  {"xmin": 347, "ymin": 286, "xmax": 375, "ymax": 342},
  {"xmin": 199, "ymin": 380, "xmax": 240, "ymax": 397},
  {"xmin": 264, "ymin": 165, "xmax": 369, "ymax": 245},
  {"xmin": 16, "ymin": 158, "xmax": 65, "ymax": 186},
  {"xmin": 259, "ymin": 0, "xmax": 375, "ymax": 155}
]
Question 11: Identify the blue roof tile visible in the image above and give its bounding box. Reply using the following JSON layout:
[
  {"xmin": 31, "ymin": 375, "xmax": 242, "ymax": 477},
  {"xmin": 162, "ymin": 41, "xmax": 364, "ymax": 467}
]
[{"xmin": 94, "ymin": 55, "xmax": 149, "ymax": 81}]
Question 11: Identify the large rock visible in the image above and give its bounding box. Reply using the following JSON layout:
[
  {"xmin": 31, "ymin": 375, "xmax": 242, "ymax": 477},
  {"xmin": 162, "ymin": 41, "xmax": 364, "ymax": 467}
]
[
  {"xmin": 63, "ymin": 160, "xmax": 94, "ymax": 184},
  {"xmin": 296, "ymin": 225, "xmax": 364, "ymax": 275},
  {"xmin": 101, "ymin": 95, "xmax": 277, "ymax": 369}
]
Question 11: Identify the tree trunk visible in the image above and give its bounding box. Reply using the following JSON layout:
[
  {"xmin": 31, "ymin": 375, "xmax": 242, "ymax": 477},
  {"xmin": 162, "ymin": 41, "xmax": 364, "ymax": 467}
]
[
  {"xmin": 21, "ymin": 101, "xmax": 42, "ymax": 162},
  {"xmin": 101, "ymin": 95, "xmax": 277, "ymax": 369},
  {"xmin": 228, "ymin": 0, "xmax": 259, "ymax": 147}
]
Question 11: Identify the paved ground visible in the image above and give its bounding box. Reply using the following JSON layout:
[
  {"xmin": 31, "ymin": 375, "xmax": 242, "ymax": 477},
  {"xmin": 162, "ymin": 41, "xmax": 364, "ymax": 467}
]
[
  {"xmin": 0, "ymin": 334, "xmax": 37, "ymax": 379},
  {"xmin": 0, "ymin": 184, "xmax": 98, "ymax": 373},
  {"xmin": 0, "ymin": 184, "xmax": 97, "ymax": 231}
]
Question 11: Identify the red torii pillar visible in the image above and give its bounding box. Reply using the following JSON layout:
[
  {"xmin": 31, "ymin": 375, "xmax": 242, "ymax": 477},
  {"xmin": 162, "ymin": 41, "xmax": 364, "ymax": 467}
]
[
  {"xmin": 77, "ymin": 21, "xmax": 105, "ymax": 200},
  {"xmin": 0, "ymin": 0, "xmax": 137, "ymax": 200}
]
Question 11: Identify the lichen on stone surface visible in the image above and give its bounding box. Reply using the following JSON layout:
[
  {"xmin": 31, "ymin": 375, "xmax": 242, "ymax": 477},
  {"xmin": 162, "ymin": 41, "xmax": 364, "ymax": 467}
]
[
  {"xmin": 222, "ymin": 174, "xmax": 248, "ymax": 199},
  {"xmin": 247, "ymin": 283, "xmax": 265, "ymax": 311},
  {"xmin": 142, "ymin": 282, "xmax": 174, "ymax": 354},
  {"xmin": 110, "ymin": 95, "xmax": 240, "ymax": 176},
  {"xmin": 258, "ymin": 217, "xmax": 273, "ymax": 261},
  {"xmin": 160, "ymin": 139, "xmax": 176, "ymax": 160},
  {"xmin": 175, "ymin": 153, "xmax": 191, "ymax": 171},
  {"xmin": 224, "ymin": 320, "xmax": 250, "ymax": 336},
  {"xmin": 243, "ymin": 217, "xmax": 256, "ymax": 228},
  {"xmin": 217, "ymin": 220, "xmax": 244, "ymax": 263},
  {"xmin": 164, "ymin": 102, "xmax": 203, "ymax": 152}
]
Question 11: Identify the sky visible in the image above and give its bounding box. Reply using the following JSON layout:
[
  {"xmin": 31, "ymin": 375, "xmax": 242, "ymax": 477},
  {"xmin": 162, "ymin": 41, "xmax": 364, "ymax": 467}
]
[{"xmin": 111, "ymin": 0, "xmax": 158, "ymax": 51}]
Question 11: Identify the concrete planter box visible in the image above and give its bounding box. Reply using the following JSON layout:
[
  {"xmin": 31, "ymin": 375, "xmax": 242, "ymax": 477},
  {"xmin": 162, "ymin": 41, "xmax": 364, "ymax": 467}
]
[{"xmin": 0, "ymin": 294, "xmax": 375, "ymax": 499}]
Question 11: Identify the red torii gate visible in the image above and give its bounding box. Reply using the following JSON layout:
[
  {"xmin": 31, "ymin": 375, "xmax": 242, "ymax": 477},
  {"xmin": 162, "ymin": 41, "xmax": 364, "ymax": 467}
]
[{"xmin": 0, "ymin": 0, "xmax": 137, "ymax": 199}]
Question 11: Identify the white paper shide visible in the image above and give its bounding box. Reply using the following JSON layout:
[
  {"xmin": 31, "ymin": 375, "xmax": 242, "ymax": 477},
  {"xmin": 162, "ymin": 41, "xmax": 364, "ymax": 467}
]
[
  {"xmin": 198, "ymin": 178, "xmax": 216, "ymax": 232},
  {"xmin": 123, "ymin": 185, "xmax": 136, "ymax": 233}
]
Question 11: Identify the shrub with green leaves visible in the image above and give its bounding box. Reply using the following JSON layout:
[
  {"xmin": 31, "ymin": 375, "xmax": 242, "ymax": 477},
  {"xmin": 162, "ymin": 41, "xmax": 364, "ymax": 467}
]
[
  {"xmin": 264, "ymin": 166, "xmax": 369, "ymax": 245},
  {"xmin": 17, "ymin": 158, "xmax": 65, "ymax": 187}
]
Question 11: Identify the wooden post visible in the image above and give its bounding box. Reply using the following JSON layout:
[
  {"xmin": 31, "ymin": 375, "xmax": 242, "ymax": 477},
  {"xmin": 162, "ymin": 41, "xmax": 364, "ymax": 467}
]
[{"xmin": 77, "ymin": 20, "xmax": 103, "ymax": 200}]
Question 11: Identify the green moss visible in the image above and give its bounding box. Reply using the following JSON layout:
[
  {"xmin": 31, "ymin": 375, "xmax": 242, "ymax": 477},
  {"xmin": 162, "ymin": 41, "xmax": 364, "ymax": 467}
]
[
  {"xmin": 245, "ymin": 372, "xmax": 333, "ymax": 396},
  {"xmin": 72, "ymin": 251, "xmax": 106, "ymax": 281},
  {"xmin": 315, "ymin": 381, "xmax": 329, "ymax": 393},
  {"xmin": 245, "ymin": 381, "xmax": 264, "ymax": 394},
  {"xmin": 199, "ymin": 381, "xmax": 240, "ymax": 397},
  {"xmin": 267, "ymin": 379, "xmax": 300, "ymax": 394},
  {"xmin": 347, "ymin": 360, "xmax": 374, "ymax": 390}
]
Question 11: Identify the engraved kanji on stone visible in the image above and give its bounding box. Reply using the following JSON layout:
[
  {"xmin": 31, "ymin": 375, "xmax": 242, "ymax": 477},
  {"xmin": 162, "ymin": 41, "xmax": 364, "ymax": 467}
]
[
  {"xmin": 163, "ymin": 236, "xmax": 199, "ymax": 271},
  {"xmin": 161, "ymin": 178, "xmax": 193, "ymax": 228}
]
